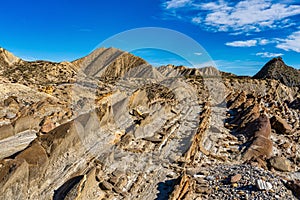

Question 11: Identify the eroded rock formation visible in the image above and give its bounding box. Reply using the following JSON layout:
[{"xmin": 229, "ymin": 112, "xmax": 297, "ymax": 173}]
[{"xmin": 0, "ymin": 48, "xmax": 299, "ymax": 199}]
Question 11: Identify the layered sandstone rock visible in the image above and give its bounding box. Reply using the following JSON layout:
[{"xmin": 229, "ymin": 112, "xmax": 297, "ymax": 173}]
[{"xmin": 0, "ymin": 48, "xmax": 299, "ymax": 199}]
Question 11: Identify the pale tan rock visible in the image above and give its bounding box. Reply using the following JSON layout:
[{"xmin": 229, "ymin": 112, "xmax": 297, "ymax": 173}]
[
  {"xmin": 13, "ymin": 115, "xmax": 41, "ymax": 133},
  {"xmin": 0, "ymin": 124, "xmax": 14, "ymax": 140},
  {"xmin": 269, "ymin": 156, "xmax": 291, "ymax": 172},
  {"xmin": 0, "ymin": 47, "xmax": 299, "ymax": 200},
  {"xmin": 40, "ymin": 117, "xmax": 56, "ymax": 133}
]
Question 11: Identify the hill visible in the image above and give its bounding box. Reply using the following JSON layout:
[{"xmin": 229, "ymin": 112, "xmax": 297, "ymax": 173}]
[{"xmin": 253, "ymin": 57, "xmax": 300, "ymax": 87}]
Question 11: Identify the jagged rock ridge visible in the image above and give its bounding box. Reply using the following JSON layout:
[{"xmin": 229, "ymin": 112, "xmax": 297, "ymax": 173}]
[
  {"xmin": 0, "ymin": 48, "xmax": 299, "ymax": 200},
  {"xmin": 253, "ymin": 57, "xmax": 300, "ymax": 87}
]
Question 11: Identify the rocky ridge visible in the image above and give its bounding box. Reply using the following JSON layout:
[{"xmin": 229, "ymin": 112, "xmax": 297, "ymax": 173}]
[
  {"xmin": 253, "ymin": 56, "xmax": 300, "ymax": 88},
  {"xmin": 0, "ymin": 47, "xmax": 299, "ymax": 199}
]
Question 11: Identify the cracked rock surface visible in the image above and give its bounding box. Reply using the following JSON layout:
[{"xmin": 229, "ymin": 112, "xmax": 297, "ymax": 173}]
[{"xmin": 0, "ymin": 48, "xmax": 299, "ymax": 199}]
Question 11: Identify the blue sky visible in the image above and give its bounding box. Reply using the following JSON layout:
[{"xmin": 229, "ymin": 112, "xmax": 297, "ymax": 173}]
[{"xmin": 0, "ymin": 0, "xmax": 300, "ymax": 75}]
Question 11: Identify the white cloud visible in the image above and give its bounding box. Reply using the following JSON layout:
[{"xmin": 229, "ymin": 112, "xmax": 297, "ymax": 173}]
[
  {"xmin": 164, "ymin": 0, "xmax": 192, "ymax": 9},
  {"xmin": 225, "ymin": 40, "xmax": 257, "ymax": 47},
  {"xmin": 257, "ymin": 38, "xmax": 278, "ymax": 45},
  {"xmin": 192, "ymin": 17, "xmax": 201, "ymax": 24},
  {"xmin": 195, "ymin": 2, "xmax": 228, "ymax": 11},
  {"xmin": 276, "ymin": 31, "xmax": 300, "ymax": 53},
  {"xmin": 256, "ymin": 52, "xmax": 284, "ymax": 58},
  {"xmin": 225, "ymin": 38, "xmax": 277, "ymax": 48},
  {"xmin": 163, "ymin": 0, "xmax": 300, "ymax": 33},
  {"xmin": 258, "ymin": 39, "xmax": 269, "ymax": 45},
  {"xmin": 202, "ymin": 0, "xmax": 300, "ymax": 32},
  {"xmin": 194, "ymin": 52, "xmax": 202, "ymax": 56}
]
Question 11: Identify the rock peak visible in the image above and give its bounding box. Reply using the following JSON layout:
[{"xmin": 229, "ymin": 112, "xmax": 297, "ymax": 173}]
[
  {"xmin": 73, "ymin": 47, "xmax": 148, "ymax": 79},
  {"xmin": 253, "ymin": 57, "xmax": 300, "ymax": 87},
  {"xmin": 0, "ymin": 47, "xmax": 21, "ymax": 65}
]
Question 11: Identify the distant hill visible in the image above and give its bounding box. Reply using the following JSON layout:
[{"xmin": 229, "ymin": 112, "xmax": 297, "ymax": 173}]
[
  {"xmin": 253, "ymin": 57, "xmax": 300, "ymax": 87},
  {"xmin": 157, "ymin": 65, "xmax": 223, "ymax": 78},
  {"xmin": 72, "ymin": 47, "xmax": 148, "ymax": 79}
]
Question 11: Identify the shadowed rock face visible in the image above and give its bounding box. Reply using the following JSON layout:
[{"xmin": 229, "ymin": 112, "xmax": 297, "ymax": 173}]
[
  {"xmin": 286, "ymin": 180, "xmax": 300, "ymax": 199},
  {"xmin": 270, "ymin": 115, "xmax": 292, "ymax": 135},
  {"xmin": 253, "ymin": 57, "xmax": 300, "ymax": 87},
  {"xmin": 0, "ymin": 48, "xmax": 299, "ymax": 199}
]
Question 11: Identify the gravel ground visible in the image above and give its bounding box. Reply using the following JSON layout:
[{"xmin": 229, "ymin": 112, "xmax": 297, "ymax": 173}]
[{"xmin": 202, "ymin": 164, "xmax": 297, "ymax": 200}]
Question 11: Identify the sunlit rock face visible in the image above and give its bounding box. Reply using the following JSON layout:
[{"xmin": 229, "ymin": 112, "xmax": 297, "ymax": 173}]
[{"xmin": 0, "ymin": 48, "xmax": 299, "ymax": 199}]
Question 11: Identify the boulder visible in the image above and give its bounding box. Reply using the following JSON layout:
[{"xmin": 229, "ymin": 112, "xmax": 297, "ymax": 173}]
[
  {"xmin": 269, "ymin": 156, "xmax": 291, "ymax": 172},
  {"xmin": 243, "ymin": 114, "xmax": 273, "ymax": 161},
  {"xmin": 270, "ymin": 115, "xmax": 292, "ymax": 135},
  {"xmin": 254, "ymin": 114, "xmax": 272, "ymax": 138}
]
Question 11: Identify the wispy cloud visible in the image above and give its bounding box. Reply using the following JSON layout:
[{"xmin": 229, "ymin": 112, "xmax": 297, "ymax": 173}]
[
  {"xmin": 194, "ymin": 52, "xmax": 202, "ymax": 56},
  {"xmin": 258, "ymin": 39, "xmax": 270, "ymax": 45},
  {"xmin": 256, "ymin": 52, "xmax": 284, "ymax": 58},
  {"xmin": 225, "ymin": 38, "xmax": 276, "ymax": 47},
  {"xmin": 164, "ymin": 0, "xmax": 192, "ymax": 9},
  {"xmin": 276, "ymin": 31, "xmax": 300, "ymax": 52},
  {"xmin": 162, "ymin": 0, "xmax": 300, "ymax": 33},
  {"xmin": 191, "ymin": 17, "xmax": 201, "ymax": 24},
  {"xmin": 225, "ymin": 40, "xmax": 257, "ymax": 47},
  {"xmin": 198, "ymin": 1, "xmax": 300, "ymax": 32}
]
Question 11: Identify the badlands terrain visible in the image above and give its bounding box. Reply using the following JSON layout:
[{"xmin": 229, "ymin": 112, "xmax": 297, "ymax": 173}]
[{"xmin": 0, "ymin": 47, "xmax": 299, "ymax": 199}]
